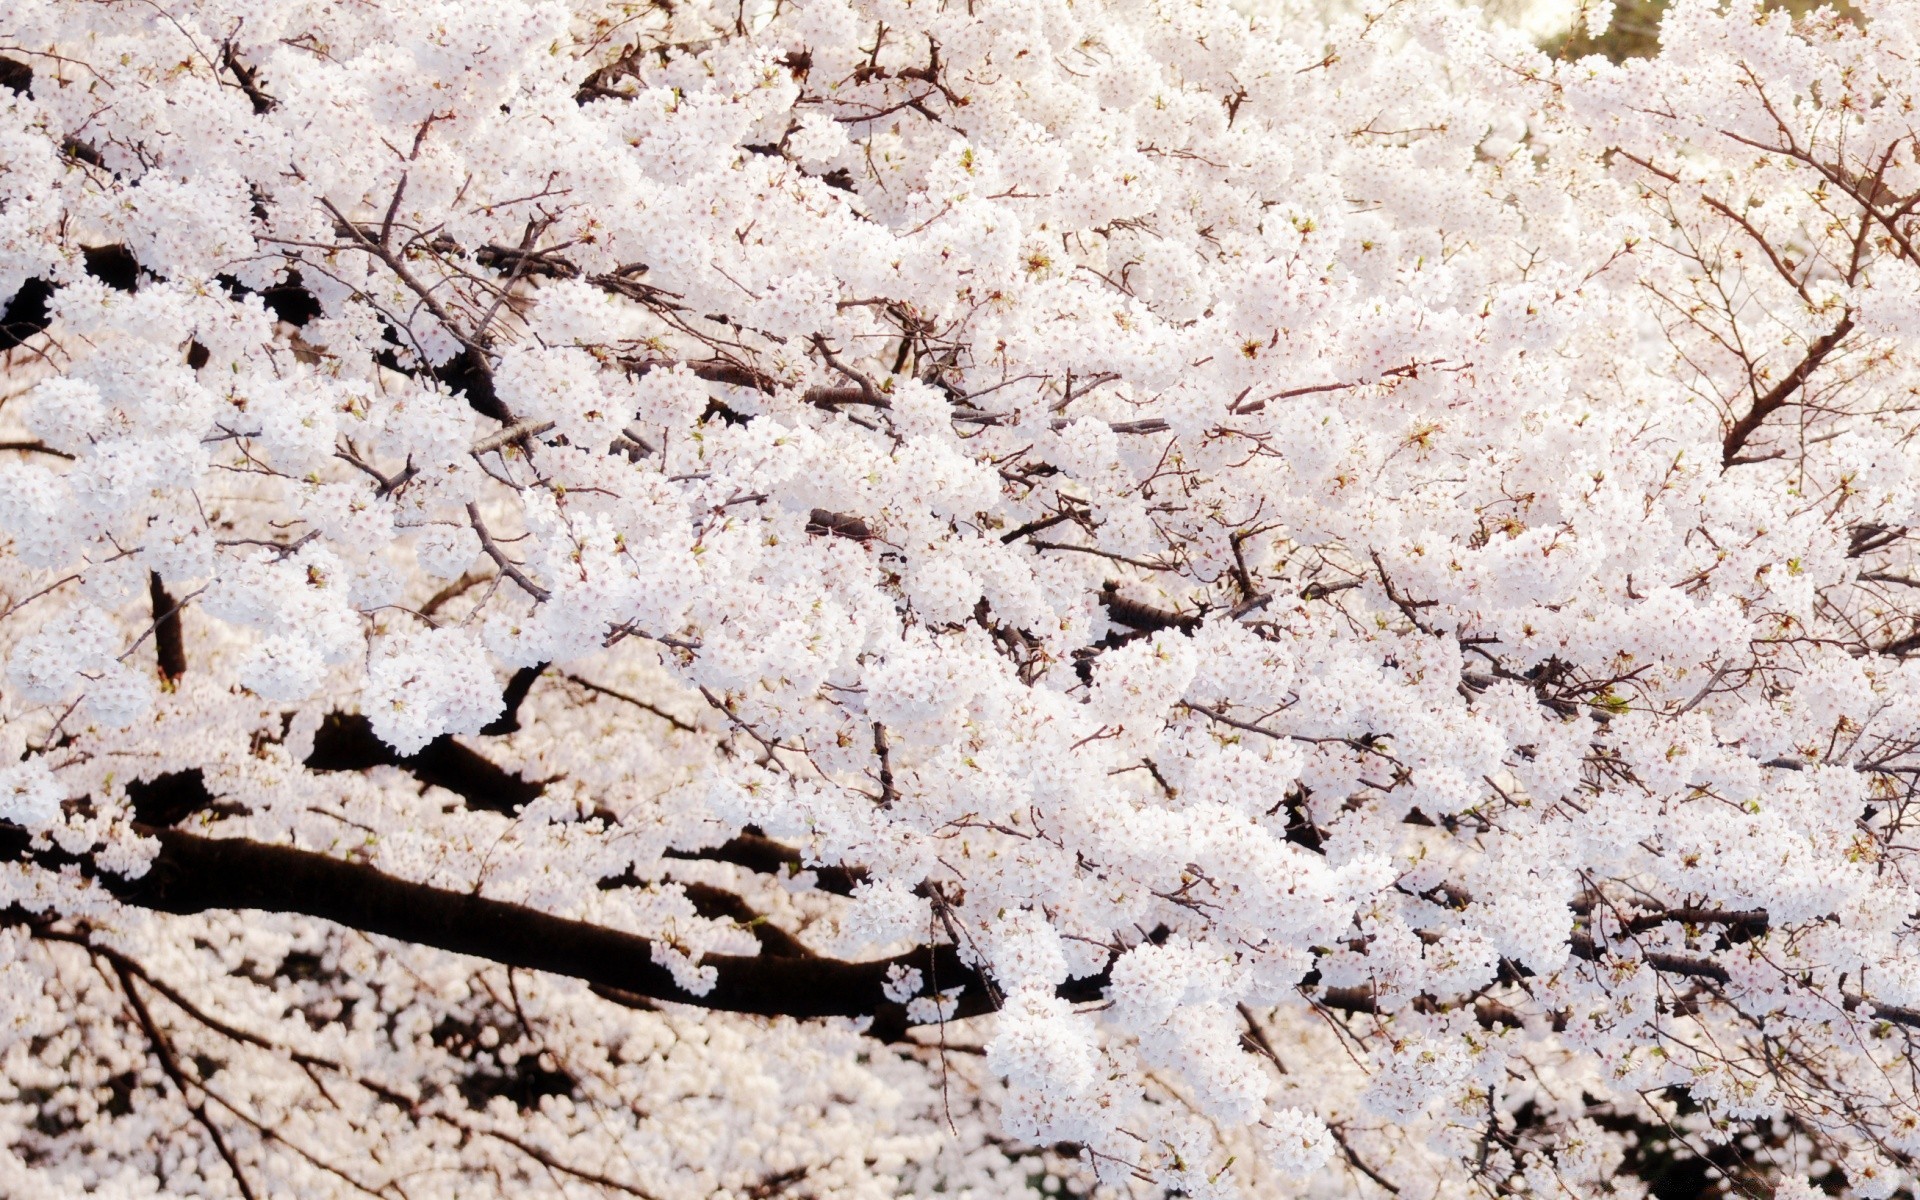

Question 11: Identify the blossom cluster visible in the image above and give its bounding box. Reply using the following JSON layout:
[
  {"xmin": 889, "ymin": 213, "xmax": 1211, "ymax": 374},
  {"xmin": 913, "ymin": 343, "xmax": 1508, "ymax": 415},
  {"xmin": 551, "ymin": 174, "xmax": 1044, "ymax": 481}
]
[{"xmin": 4, "ymin": 0, "xmax": 1920, "ymax": 1196}]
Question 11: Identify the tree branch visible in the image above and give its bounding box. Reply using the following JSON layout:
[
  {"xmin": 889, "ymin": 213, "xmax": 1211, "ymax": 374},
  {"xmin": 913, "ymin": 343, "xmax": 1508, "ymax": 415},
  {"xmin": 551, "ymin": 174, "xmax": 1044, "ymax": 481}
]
[
  {"xmin": 1100, "ymin": 581, "xmax": 1201, "ymax": 634},
  {"xmin": 4, "ymin": 822, "xmax": 1109, "ymax": 1041},
  {"xmin": 465, "ymin": 502, "xmax": 551, "ymax": 602},
  {"xmin": 663, "ymin": 833, "xmax": 866, "ymax": 896},
  {"xmin": 149, "ymin": 571, "xmax": 187, "ymax": 681},
  {"xmin": 113, "ymin": 959, "xmax": 260, "ymax": 1200},
  {"xmin": 1721, "ymin": 312, "xmax": 1855, "ymax": 467},
  {"xmin": 304, "ymin": 715, "xmax": 545, "ymax": 815}
]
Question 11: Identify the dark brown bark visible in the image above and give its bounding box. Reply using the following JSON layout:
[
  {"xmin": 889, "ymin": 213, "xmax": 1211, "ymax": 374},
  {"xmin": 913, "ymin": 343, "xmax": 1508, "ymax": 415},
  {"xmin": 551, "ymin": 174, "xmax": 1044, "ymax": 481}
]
[
  {"xmin": 479, "ymin": 663, "xmax": 548, "ymax": 735},
  {"xmin": 149, "ymin": 571, "xmax": 187, "ymax": 681},
  {"xmin": 598, "ymin": 872, "xmax": 817, "ymax": 959},
  {"xmin": 12, "ymin": 823, "xmax": 1094, "ymax": 1040},
  {"xmin": 0, "ymin": 56, "xmax": 30, "ymax": 95},
  {"xmin": 1100, "ymin": 582, "xmax": 1201, "ymax": 633},
  {"xmin": 219, "ymin": 44, "xmax": 275, "ymax": 114},
  {"xmin": 116, "ymin": 763, "xmax": 860, "ymax": 905},
  {"xmin": 1568, "ymin": 933, "xmax": 1731, "ymax": 982},
  {"xmin": 806, "ymin": 509, "xmax": 872, "ymax": 541},
  {"xmin": 126, "ymin": 769, "xmax": 214, "ymax": 828},
  {"xmin": 304, "ymin": 713, "xmax": 544, "ymax": 815},
  {"xmin": 663, "ymin": 832, "xmax": 866, "ymax": 896},
  {"xmin": 11, "ymin": 816, "xmax": 1920, "ymax": 1043}
]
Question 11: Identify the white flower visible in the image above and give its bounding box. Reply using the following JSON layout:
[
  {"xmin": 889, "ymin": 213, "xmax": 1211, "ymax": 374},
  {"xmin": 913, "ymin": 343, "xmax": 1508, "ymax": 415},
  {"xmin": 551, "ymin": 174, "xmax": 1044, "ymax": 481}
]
[
  {"xmin": 882, "ymin": 963, "xmax": 924, "ymax": 1003},
  {"xmin": 839, "ymin": 878, "xmax": 928, "ymax": 951},
  {"xmin": 0, "ymin": 758, "xmax": 64, "ymax": 829},
  {"xmin": 7, "ymin": 605, "xmax": 119, "ymax": 704},
  {"xmin": 1259, "ymin": 1108, "xmax": 1337, "ymax": 1179},
  {"xmin": 80, "ymin": 660, "xmax": 154, "ymax": 729},
  {"xmin": 985, "ymin": 990, "xmax": 1097, "ymax": 1095},
  {"xmin": 241, "ymin": 636, "xmax": 329, "ymax": 702},
  {"xmin": 364, "ymin": 628, "xmax": 503, "ymax": 755},
  {"xmin": 414, "ymin": 523, "xmax": 481, "ymax": 580}
]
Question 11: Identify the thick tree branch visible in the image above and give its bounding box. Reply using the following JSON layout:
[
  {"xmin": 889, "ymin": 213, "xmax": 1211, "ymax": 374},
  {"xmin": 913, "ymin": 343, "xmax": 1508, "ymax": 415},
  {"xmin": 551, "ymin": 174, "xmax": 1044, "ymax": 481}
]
[
  {"xmin": 598, "ymin": 873, "xmax": 816, "ymax": 959},
  {"xmin": 1100, "ymin": 582, "xmax": 1201, "ymax": 634},
  {"xmin": 0, "ymin": 823, "xmax": 1107, "ymax": 1041},
  {"xmin": 0, "ymin": 55, "xmax": 30, "ymax": 95},
  {"xmin": 304, "ymin": 714, "xmax": 545, "ymax": 816},
  {"xmin": 663, "ymin": 832, "xmax": 866, "ymax": 896},
  {"xmin": 1569, "ymin": 933, "xmax": 1731, "ymax": 982},
  {"xmin": 806, "ymin": 508, "xmax": 873, "ymax": 541},
  {"xmin": 149, "ymin": 571, "xmax": 187, "ymax": 681},
  {"xmin": 479, "ymin": 663, "xmax": 548, "ymax": 736}
]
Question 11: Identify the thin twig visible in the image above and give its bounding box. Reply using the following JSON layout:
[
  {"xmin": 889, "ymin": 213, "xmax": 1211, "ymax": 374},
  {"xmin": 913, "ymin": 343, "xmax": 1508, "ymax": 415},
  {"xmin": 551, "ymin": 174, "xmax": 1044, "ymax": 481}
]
[
  {"xmin": 112, "ymin": 962, "xmax": 260, "ymax": 1200},
  {"xmin": 465, "ymin": 502, "xmax": 550, "ymax": 602}
]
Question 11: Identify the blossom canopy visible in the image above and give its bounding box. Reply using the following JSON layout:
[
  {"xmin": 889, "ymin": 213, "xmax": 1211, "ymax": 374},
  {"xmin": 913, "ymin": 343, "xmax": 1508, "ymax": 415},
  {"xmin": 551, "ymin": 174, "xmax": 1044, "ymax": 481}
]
[{"xmin": 2, "ymin": 0, "xmax": 1920, "ymax": 1197}]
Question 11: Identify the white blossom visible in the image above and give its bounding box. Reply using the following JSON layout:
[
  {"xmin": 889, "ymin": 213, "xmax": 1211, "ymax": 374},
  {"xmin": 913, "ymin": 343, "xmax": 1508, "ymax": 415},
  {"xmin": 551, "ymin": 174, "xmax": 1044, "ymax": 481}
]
[
  {"xmin": 0, "ymin": 758, "xmax": 64, "ymax": 829},
  {"xmin": 364, "ymin": 628, "xmax": 504, "ymax": 754},
  {"xmin": 1, "ymin": 0, "xmax": 1919, "ymax": 1193}
]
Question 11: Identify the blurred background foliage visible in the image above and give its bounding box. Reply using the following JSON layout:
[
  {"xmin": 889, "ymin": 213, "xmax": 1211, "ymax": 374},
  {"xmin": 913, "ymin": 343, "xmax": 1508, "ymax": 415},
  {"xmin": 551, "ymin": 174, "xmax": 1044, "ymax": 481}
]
[{"xmin": 1551, "ymin": 0, "xmax": 1856, "ymax": 61}]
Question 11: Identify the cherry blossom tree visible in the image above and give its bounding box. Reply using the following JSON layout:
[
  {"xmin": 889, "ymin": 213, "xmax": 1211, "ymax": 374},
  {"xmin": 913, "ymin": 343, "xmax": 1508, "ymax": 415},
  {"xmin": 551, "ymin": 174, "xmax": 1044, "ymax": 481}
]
[{"xmin": 4, "ymin": 0, "xmax": 1920, "ymax": 1195}]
